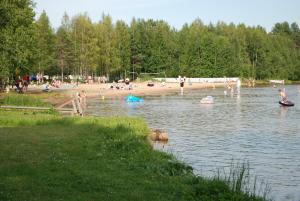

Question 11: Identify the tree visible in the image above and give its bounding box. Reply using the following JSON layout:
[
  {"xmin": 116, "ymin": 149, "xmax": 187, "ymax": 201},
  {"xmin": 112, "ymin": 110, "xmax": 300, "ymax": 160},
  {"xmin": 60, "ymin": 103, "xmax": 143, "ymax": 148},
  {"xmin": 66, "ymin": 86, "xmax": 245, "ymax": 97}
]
[
  {"xmin": 272, "ymin": 22, "xmax": 292, "ymax": 36},
  {"xmin": 115, "ymin": 20, "xmax": 131, "ymax": 78},
  {"xmin": 95, "ymin": 14, "xmax": 119, "ymax": 79},
  {"xmin": 71, "ymin": 13, "xmax": 98, "ymax": 78},
  {"xmin": 0, "ymin": 0, "xmax": 35, "ymax": 85},
  {"xmin": 130, "ymin": 18, "xmax": 145, "ymax": 80},
  {"xmin": 56, "ymin": 13, "xmax": 74, "ymax": 81},
  {"xmin": 34, "ymin": 10, "xmax": 56, "ymax": 75},
  {"xmin": 4, "ymin": 4, "xmax": 299, "ymax": 83}
]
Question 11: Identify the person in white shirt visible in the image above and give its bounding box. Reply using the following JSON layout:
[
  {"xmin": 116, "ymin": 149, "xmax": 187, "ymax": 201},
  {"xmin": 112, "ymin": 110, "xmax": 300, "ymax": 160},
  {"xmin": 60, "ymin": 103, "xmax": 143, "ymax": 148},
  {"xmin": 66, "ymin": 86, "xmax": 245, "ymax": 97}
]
[{"xmin": 179, "ymin": 75, "xmax": 185, "ymax": 95}]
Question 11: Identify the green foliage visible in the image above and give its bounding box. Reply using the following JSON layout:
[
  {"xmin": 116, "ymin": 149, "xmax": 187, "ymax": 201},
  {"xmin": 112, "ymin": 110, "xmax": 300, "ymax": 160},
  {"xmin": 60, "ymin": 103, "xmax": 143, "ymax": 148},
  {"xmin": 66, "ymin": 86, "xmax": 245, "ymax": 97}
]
[
  {"xmin": 55, "ymin": 13, "xmax": 75, "ymax": 79},
  {"xmin": 115, "ymin": 20, "xmax": 131, "ymax": 75},
  {"xmin": 0, "ymin": 0, "xmax": 35, "ymax": 77},
  {"xmin": 33, "ymin": 11, "xmax": 56, "ymax": 74},
  {"xmin": 71, "ymin": 14, "xmax": 99, "ymax": 77},
  {"xmin": 138, "ymin": 74, "xmax": 155, "ymax": 82},
  {"xmin": 1, "ymin": 1, "xmax": 300, "ymax": 81},
  {"xmin": 95, "ymin": 14, "xmax": 118, "ymax": 77},
  {"xmin": 138, "ymin": 72, "xmax": 166, "ymax": 82}
]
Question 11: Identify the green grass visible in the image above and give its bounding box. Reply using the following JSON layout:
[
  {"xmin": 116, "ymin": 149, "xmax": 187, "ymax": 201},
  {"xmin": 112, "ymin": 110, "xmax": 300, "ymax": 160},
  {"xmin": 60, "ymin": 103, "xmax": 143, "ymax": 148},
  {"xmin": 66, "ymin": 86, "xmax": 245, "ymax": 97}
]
[
  {"xmin": 215, "ymin": 161, "xmax": 271, "ymax": 201},
  {"xmin": 0, "ymin": 110, "xmax": 268, "ymax": 201},
  {"xmin": 0, "ymin": 94, "xmax": 51, "ymax": 107}
]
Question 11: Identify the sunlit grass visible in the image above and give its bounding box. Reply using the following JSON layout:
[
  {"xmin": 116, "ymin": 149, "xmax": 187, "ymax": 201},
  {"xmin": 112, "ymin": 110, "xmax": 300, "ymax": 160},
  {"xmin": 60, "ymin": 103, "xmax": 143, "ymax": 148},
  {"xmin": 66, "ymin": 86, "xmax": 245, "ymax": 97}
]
[
  {"xmin": 0, "ymin": 109, "xmax": 269, "ymax": 201},
  {"xmin": 0, "ymin": 94, "xmax": 51, "ymax": 107}
]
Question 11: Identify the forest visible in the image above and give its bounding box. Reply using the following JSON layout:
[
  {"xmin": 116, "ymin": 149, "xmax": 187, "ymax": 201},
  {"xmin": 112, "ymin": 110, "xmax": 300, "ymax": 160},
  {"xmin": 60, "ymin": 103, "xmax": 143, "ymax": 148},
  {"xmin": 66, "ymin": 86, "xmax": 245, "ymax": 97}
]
[{"xmin": 1, "ymin": 0, "xmax": 300, "ymax": 84}]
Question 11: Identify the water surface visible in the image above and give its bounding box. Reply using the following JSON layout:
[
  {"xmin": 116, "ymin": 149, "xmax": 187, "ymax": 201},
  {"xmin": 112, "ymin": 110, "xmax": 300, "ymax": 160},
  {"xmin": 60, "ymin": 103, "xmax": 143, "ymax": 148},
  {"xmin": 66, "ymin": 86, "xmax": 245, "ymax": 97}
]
[{"xmin": 86, "ymin": 85, "xmax": 300, "ymax": 201}]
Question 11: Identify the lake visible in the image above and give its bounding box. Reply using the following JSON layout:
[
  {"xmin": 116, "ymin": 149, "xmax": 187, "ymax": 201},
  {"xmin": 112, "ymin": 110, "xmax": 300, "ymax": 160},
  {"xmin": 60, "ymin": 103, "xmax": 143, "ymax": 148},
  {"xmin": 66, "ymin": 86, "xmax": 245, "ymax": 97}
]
[{"xmin": 86, "ymin": 85, "xmax": 300, "ymax": 201}]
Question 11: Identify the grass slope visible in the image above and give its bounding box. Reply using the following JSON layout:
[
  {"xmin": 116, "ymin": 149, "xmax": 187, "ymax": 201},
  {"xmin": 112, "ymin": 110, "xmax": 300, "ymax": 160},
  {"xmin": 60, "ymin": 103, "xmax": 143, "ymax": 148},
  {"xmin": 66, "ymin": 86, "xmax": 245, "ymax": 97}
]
[{"xmin": 0, "ymin": 94, "xmax": 267, "ymax": 201}]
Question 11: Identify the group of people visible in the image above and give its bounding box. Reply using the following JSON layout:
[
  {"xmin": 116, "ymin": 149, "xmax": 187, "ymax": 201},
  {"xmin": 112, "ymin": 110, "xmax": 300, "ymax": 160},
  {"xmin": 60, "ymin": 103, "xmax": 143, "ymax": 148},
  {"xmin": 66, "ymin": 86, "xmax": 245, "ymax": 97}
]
[
  {"xmin": 50, "ymin": 79, "xmax": 61, "ymax": 88},
  {"xmin": 223, "ymin": 79, "xmax": 241, "ymax": 96},
  {"xmin": 110, "ymin": 78, "xmax": 132, "ymax": 90},
  {"xmin": 12, "ymin": 73, "xmax": 51, "ymax": 93},
  {"xmin": 14, "ymin": 75, "xmax": 30, "ymax": 93}
]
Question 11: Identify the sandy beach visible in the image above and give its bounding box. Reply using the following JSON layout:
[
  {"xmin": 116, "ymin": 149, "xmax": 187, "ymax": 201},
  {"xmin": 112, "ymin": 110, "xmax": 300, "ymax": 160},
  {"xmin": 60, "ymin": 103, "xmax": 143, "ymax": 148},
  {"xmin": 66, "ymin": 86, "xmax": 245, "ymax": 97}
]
[
  {"xmin": 24, "ymin": 81, "xmax": 227, "ymax": 107},
  {"xmin": 74, "ymin": 81, "xmax": 224, "ymax": 98}
]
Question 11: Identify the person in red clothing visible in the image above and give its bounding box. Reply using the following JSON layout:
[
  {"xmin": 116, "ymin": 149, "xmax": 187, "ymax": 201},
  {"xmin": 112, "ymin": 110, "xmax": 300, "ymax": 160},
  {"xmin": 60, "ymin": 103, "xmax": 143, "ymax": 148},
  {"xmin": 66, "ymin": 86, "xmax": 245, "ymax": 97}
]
[{"xmin": 22, "ymin": 75, "xmax": 29, "ymax": 91}]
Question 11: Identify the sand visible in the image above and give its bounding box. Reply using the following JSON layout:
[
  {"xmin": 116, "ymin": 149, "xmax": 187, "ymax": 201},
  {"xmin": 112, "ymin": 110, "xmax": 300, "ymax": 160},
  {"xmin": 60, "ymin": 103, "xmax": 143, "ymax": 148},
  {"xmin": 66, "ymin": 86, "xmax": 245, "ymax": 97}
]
[
  {"xmin": 76, "ymin": 81, "xmax": 224, "ymax": 98},
  {"xmin": 25, "ymin": 81, "xmax": 226, "ymax": 107}
]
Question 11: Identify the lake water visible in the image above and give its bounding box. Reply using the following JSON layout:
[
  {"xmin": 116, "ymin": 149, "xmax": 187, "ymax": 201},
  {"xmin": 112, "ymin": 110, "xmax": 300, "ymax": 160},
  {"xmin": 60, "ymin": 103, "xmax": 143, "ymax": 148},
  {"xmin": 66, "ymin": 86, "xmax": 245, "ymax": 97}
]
[{"xmin": 86, "ymin": 85, "xmax": 300, "ymax": 201}]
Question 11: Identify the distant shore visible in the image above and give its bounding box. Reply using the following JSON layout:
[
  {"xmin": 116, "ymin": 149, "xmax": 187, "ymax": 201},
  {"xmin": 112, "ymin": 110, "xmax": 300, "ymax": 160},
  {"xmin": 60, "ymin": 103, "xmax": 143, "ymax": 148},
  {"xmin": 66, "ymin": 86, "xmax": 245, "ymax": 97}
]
[
  {"xmin": 75, "ymin": 82, "xmax": 225, "ymax": 98},
  {"xmin": 25, "ymin": 79, "xmax": 300, "ymax": 107}
]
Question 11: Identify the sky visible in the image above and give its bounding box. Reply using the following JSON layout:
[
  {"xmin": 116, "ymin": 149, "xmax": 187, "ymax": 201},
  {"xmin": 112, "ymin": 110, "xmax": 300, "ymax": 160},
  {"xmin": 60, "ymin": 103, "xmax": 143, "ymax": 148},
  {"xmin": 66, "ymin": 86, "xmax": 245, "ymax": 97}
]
[{"xmin": 33, "ymin": 0, "xmax": 300, "ymax": 32}]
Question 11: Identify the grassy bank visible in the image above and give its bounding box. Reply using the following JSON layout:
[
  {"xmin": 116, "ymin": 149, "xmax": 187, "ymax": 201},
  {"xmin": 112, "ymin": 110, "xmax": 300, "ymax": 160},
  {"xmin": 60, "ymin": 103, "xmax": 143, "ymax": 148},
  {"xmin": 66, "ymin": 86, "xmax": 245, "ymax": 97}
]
[
  {"xmin": 0, "ymin": 92, "xmax": 70, "ymax": 107},
  {"xmin": 0, "ymin": 94, "xmax": 51, "ymax": 107},
  {"xmin": 0, "ymin": 94, "xmax": 268, "ymax": 201}
]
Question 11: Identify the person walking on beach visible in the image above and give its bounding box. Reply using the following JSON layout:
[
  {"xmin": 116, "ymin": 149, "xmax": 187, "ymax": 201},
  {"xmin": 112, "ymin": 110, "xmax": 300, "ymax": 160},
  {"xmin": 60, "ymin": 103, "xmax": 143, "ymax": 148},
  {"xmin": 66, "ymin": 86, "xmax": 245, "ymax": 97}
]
[{"xmin": 179, "ymin": 75, "xmax": 185, "ymax": 95}]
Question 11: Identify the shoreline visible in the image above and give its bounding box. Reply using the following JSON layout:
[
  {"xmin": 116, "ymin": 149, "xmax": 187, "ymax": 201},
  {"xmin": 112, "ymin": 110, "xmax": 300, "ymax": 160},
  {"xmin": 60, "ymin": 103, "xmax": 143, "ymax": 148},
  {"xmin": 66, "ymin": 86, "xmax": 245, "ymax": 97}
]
[
  {"xmin": 88, "ymin": 82, "xmax": 224, "ymax": 98},
  {"xmin": 0, "ymin": 88, "xmax": 268, "ymax": 201},
  {"xmin": 23, "ymin": 80, "xmax": 300, "ymax": 107},
  {"xmin": 24, "ymin": 82, "xmax": 227, "ymax": 107},
  {"xmin": 66, "ymin": 81, "xmax": 224, "ymax": 99}
]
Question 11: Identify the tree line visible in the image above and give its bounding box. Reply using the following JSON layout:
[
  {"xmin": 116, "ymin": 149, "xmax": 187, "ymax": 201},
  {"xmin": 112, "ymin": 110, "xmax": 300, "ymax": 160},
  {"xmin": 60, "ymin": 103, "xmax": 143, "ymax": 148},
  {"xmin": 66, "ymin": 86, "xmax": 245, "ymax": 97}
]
[{"xmin": 1, "ymin": 0, "xmax": 300, "ymax": 85}]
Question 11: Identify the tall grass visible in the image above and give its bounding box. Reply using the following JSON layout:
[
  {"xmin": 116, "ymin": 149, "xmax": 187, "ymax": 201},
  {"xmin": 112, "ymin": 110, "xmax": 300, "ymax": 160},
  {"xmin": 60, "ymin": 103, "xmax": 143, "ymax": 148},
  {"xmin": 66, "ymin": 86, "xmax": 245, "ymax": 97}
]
[
  {"xmin": 214, "ymin": 160, "xmax": 271, "ymax": 201},
  {"xmin": 1, "ymin": 94, "xmax": 51, "ymax": 107}
]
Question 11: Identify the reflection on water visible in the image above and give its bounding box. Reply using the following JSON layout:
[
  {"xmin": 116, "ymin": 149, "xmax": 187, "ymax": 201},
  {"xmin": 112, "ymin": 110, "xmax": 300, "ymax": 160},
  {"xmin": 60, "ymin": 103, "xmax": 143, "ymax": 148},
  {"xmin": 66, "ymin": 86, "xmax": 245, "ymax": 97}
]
[{"xmin": 86, "ymin": 85, "xmax": 300, "ymax": 201}]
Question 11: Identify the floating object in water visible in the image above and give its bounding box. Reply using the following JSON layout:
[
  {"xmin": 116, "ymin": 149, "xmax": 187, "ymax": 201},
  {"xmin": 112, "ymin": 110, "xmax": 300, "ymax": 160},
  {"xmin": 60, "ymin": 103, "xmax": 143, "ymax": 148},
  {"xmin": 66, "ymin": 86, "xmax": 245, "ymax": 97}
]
[
  {"xmin": 279, "ymin": 100, "xmax": 294, "ymax": 107},
  {"xmin": 200, "ymin": 96, "xmax": 214, "ymax": 104},
  {"xmin": 125, "ymin": 95, "xmax": 144, "ymax": 102}
]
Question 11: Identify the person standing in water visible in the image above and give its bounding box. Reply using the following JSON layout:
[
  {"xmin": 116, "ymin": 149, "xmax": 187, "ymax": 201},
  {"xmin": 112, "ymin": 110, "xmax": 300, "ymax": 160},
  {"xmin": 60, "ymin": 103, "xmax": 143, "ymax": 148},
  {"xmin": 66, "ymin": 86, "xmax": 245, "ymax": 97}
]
[
  {"xmin": 236, "ymin": 79, "xmax": 241, "ymax": 94},
  {"xmin": 279, "ymin": 88, "xmax": 287, "ymax": 102},
  {"xmin": 179, "ymin": 75, "xmax": 185, "ymax": 95}
]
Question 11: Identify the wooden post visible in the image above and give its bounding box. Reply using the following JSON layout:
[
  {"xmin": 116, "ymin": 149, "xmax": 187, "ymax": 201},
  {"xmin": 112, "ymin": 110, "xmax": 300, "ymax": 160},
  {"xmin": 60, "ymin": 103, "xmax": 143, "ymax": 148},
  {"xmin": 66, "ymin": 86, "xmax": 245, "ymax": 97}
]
[
  {"xmin": 71, "ymin": 100, "xmax": 77, "ymax": 116},
  {"xmin": 82, "ymin": 95, "xmax": 86, "ymax": 110},
  {"xmin": 0, "ymin": 106, "xmax": 51, "ymax": 110}
]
